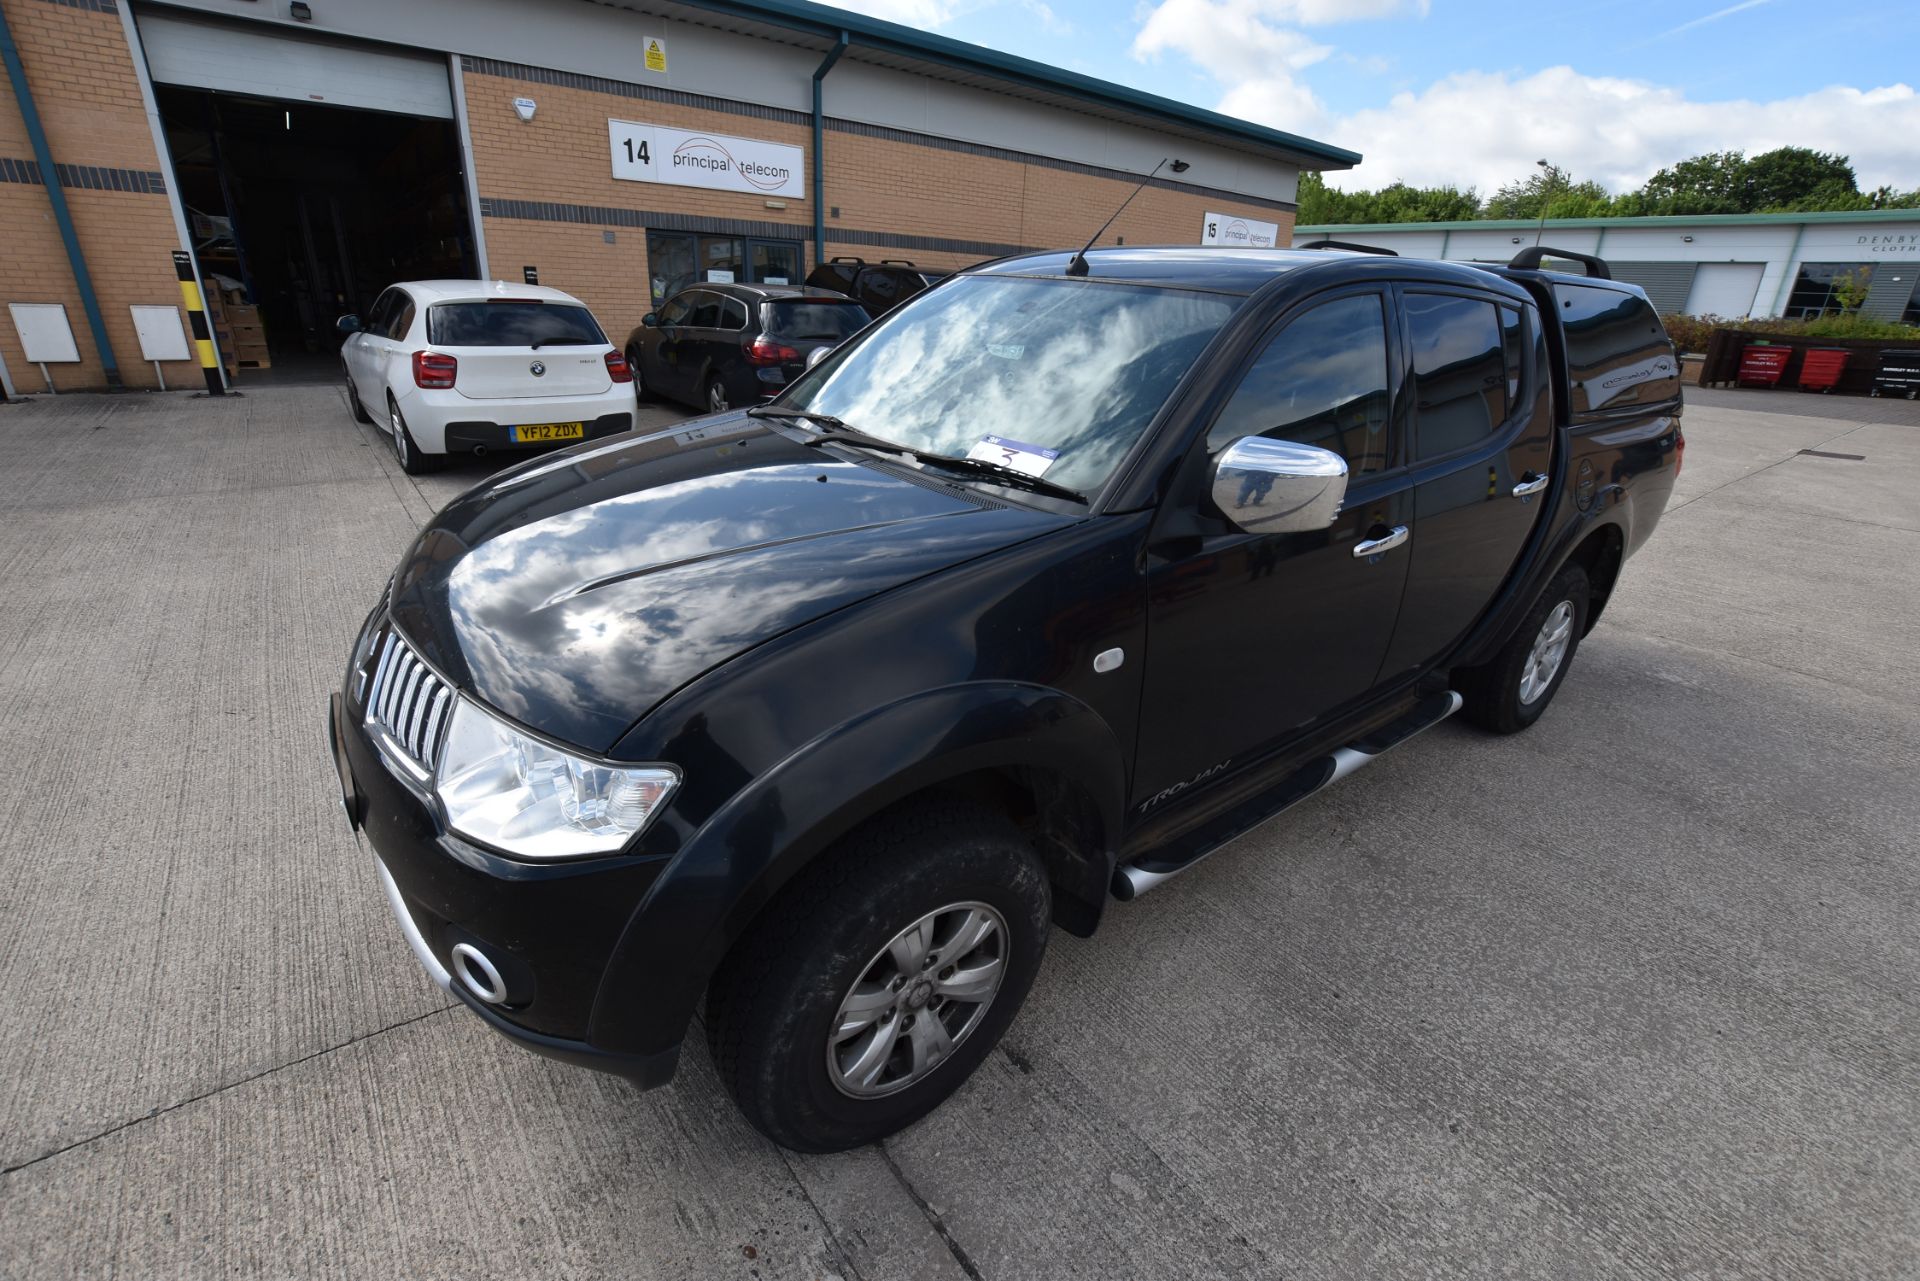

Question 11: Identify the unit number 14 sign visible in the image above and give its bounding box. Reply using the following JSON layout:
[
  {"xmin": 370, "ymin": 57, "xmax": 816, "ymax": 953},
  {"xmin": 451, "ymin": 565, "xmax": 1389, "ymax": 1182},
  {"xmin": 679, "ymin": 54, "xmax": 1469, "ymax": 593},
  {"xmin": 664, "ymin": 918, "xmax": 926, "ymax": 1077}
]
[{"xmin": 608, "ymin": 119, "xmax": 806, "ymax": 199}]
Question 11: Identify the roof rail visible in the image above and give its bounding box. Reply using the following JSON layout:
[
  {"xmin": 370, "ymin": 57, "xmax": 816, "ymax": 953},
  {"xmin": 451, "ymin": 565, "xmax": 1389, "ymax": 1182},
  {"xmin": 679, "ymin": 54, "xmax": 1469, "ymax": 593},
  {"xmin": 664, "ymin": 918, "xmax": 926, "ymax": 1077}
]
[
  {"xmin": 1297, "ymin": 239, "xmax": 1398, "ymax": 256},
  {"xmin": 879, "ymin": 258, "xmax": 919, "ymax": 267},
  {"xmin": 1506, "ymin": 245, "xmax": 1612, "ymax": 279},
  {"xmin": 829, "ymin": 255, "xmax": 866, "ymax": 265}
]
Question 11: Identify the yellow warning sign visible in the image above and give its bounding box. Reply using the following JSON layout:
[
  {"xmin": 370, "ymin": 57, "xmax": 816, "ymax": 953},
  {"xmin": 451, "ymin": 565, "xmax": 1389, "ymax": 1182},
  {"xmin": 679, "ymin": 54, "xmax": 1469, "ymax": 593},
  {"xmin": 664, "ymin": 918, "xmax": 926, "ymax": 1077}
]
[{"xmin": 644, "ymin": 38, "xmax": 668, "ymax": 74}]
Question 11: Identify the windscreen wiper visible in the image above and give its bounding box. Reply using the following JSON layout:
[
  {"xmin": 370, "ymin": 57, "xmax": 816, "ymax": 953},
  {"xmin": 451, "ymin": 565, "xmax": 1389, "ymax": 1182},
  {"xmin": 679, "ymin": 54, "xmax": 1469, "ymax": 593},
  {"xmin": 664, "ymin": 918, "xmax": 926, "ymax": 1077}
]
[
  {"xmin": 748, "ymin": 407, "xmax": 1086, "ymax": 505},
  {"xmin": 914, "ymin": 453, "xmax": 1087, "ymax": 505},
  {"xmin": 745, "ymin": 405, "xmax": 850, "ymax": 432}
]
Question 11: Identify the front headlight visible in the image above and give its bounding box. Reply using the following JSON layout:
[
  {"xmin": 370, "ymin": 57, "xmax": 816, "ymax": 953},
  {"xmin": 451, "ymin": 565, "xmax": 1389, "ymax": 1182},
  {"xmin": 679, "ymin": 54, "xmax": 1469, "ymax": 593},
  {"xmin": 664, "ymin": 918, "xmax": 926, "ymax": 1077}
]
[{"xmin": 435, "ymin": 698, "xmax": 677, "ymax": 860}]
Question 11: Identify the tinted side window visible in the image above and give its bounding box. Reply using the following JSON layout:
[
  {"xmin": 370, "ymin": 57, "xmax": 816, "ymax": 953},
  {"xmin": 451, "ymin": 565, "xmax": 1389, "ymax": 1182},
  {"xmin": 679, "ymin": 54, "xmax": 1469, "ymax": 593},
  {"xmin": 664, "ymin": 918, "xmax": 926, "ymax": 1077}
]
[
  {"xmin": 685, "ymin": 294, "xmax": 723, "ymax": 328},
  {"xmin": 1206, "ymin": 293, "xmax": 1392, "ymax": 476},
  {"xmin": 720, "ymin": 298, "xmax": 749, "ymax": 330},
  {"xmin": 1407, "ymin": 293, "xmax": 1506, "ymax": 461},
  {"xmin": 1555, "ymin": 283, "xmax": 1678, "ymax": 413},
  {"xmin": 657, "ymin": 296, "xmax": 693, "ymax": 326},
  {"xmin": 389, "ymin": 295, "xmax": 417, "ymax": 341},
  {"xmin": 365, "ymin": 289, "xmax": 397, "ymax": 338}
]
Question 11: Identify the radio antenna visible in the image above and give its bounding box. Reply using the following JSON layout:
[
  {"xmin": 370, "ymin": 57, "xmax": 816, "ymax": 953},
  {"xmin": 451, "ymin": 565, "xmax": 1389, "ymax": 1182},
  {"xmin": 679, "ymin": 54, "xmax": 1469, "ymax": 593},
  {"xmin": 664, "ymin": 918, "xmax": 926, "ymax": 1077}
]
[{"xmin": 1065, "ymin": 157, "xmax": 1188, "ymax": 277}]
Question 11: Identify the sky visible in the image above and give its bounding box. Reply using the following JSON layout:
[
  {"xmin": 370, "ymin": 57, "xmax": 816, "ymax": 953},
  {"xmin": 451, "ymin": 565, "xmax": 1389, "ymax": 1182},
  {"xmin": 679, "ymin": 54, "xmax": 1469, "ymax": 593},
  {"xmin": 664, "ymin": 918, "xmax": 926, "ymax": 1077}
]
[{"xmin": 810, "ymin": 0, "xmax": 1920, "ymax": 198}]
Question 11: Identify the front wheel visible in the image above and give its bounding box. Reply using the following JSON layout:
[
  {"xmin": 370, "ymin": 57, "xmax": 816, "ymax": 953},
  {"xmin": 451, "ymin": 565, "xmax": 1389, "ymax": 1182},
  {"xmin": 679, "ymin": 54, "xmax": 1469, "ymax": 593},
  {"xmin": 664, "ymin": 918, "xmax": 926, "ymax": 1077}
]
[
  {"xmin": 705, "ymin": 799, "xmax": 1051, "ymax": 1152},
  {"xmin": 1456, "ymin": 564, "xmax": 1590, "ymax": 734}
]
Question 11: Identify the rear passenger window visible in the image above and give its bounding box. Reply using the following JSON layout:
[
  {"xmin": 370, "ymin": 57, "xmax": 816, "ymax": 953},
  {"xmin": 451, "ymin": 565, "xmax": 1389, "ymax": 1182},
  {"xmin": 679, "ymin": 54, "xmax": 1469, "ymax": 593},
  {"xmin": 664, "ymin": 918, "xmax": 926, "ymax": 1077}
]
[
  {"xmin": 1207, "ymin": 292, "xmax": 1392, "ymax": 476},
  {"xmin": 390, "ymin": 297, "xmax": 416, "ymax": 341},
  {"xmin": 686, "ymin": 295, "xmax": 723, "ymax": 328},
  {"xmin": 719, "ymin": 298, "xmax": 749, "ymax": 330},
  {"xmin": 1555, "ymin": 283, "xmax": 1679, "ymax": 413},
  {"xmin": 1407, "ymin": 293, "xmax": 1507, "ymax": 460}
]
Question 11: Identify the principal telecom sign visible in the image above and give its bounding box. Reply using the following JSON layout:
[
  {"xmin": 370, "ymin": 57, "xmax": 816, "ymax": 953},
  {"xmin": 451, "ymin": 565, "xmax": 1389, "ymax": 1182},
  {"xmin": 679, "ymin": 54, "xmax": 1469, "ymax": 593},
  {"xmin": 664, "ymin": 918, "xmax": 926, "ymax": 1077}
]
[
  {"xmin": 608, "ymin": 119, "xmax": 805, "ymax": 198},
  {"xmin": 1201, "ymin": 211, "xmax": 1280, "ymax": 249}
]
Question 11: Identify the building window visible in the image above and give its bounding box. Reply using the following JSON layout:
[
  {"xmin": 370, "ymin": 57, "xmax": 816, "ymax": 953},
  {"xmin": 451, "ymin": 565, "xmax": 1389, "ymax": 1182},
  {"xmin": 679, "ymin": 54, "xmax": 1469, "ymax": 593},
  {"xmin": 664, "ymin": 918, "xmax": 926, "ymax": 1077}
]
[
  {"xmin": 1784, "ymin": 262, "xmax": 1875, "ymax": 319},
  {"xmin": 1900, "ymin": 276, "xmax": 1920, "ymax": 327},
  {"xmin": 646, "ymin": 231, "xmax": 804, "ymax": 304}
]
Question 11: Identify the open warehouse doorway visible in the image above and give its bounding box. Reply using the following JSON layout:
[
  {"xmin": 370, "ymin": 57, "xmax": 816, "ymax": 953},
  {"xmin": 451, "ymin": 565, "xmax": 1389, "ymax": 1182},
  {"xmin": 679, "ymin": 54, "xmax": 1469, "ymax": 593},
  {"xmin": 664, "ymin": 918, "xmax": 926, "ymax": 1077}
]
[{"xmin": 139, "ymin": 10, "xmax": 476, "ymax": 384}]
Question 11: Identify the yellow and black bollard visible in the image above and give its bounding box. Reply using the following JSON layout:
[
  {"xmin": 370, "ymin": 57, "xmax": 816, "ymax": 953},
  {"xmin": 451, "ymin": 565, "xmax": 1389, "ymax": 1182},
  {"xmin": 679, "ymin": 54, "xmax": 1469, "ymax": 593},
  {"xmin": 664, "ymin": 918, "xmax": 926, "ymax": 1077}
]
[{"xmin": 171, "ymin": 250, "xmax": 225, "ymax": 396}]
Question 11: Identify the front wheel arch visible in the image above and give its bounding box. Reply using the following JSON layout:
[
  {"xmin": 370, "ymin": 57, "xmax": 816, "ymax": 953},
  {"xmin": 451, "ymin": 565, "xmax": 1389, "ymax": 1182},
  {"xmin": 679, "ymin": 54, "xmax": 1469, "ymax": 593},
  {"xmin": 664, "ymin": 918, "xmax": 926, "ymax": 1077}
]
[{"xmin": 586, "ymin": 684, "xmax": 1128, "ymax": 1059}]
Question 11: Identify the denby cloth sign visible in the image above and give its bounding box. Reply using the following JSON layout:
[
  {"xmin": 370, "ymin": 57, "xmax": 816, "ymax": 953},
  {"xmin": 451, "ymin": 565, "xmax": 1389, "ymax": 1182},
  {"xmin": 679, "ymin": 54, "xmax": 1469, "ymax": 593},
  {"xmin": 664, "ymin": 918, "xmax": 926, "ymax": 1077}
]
[
  {"xmin": 1201, "ymin": 212, "xmax": 1279, "ymax": 249},
  {"xmin": 608, "ymin": 119, "xmax": 805, "ymax": 198}
]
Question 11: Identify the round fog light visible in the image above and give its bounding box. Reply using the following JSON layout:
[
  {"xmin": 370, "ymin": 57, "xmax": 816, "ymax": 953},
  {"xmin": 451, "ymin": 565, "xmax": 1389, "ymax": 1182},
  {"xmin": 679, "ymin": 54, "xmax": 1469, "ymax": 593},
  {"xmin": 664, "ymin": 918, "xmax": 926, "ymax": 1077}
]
[{"xmin": 450, "ymin": 942, "xmax": 509, "ymax": 1005}]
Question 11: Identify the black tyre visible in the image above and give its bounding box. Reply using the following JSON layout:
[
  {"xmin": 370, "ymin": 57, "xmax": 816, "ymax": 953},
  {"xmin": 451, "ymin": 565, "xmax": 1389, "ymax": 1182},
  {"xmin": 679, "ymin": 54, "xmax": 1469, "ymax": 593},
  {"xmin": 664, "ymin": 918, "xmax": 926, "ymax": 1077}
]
[
  {"xmin": 1456, "ymin": 564, "xmax": 1590, "ymax": 734},
  {"xmin": 704, "ymin": 375, "xmax": 729, "ymax": 415},
  {"xmin": 626, "ymin": 347, "xmax": 655, "ymax": 403},
  {"xmin": 386, "ymin": 397, "xmax": 442, "ymax": 476},
  {"xmin": 343, "ymin": 366, "xmax": 373, "ymax": 423},
  {"xmin": 706, "ymin": 798, "xmax": 1051, "ymax": 1153}
]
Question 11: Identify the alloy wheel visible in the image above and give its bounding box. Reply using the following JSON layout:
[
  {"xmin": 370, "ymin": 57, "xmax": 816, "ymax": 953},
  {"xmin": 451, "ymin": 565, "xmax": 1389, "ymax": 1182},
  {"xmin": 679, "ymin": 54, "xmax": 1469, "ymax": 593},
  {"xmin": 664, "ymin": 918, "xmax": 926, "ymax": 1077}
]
[
  {"xmin": 826, "ymin": 902, "xmax": 1008, "ymax": 1099},
  {"xmin": 1519, "ymin": 600, "xmax": 1575, "ymax": 705},
  {"xmin": 389, "ymin": 404, "xmax": 411, "ymax": 469}
]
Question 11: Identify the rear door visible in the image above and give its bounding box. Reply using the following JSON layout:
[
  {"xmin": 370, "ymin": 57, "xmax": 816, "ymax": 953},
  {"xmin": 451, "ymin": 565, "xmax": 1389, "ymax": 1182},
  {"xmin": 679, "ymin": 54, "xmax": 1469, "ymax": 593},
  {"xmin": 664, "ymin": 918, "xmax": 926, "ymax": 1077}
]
[
  {"xmin": 643, "ymin": 294, "xmax": 694, "ymax": 399},
  {"xmin": 1375, "ymin": 289, "xmax": 1553, "ymax": 679},
  {"xmin": 1134, "ymin": 287, "xmax": 1414, "ymax": 807},
  {"xmin": 426, "ymin": 300, "xmax": 612, "ymax": 400}
]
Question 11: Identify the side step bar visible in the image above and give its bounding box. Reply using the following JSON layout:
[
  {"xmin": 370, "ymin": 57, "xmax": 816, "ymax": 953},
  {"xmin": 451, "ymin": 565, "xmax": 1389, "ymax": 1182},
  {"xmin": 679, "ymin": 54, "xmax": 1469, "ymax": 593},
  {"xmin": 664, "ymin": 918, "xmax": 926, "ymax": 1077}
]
[{"xmin": 1113, "ymin": 691, "xmax": 1464, "ymax": 901}]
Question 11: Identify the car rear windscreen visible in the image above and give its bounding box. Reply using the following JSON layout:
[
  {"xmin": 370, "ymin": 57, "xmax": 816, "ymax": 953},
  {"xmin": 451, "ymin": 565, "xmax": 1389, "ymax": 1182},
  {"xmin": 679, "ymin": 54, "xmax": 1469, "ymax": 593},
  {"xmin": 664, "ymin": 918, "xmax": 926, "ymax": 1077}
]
[
  {"xmin": 428, "ymin": 302, "xmax": 605, "ymax": 347},
  {"xmin": 763, "ymin": 300, "xmax": 870, "ymax": 341}
]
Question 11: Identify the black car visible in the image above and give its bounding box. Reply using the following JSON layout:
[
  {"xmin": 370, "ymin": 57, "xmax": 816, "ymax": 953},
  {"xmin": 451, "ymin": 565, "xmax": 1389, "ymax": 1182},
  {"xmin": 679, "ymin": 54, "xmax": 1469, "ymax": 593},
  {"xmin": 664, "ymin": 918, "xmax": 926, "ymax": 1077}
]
[
  {"xmin": 804, "ymin": 256, "xmax": 946, "ymax": 316},
  {"xmin": 330, "ymin": 244, "xmax": 1682, "ymax": 1153},
  {"xmin": 623, "ymin": 283, "xmax": 868, "ymax": 414}
]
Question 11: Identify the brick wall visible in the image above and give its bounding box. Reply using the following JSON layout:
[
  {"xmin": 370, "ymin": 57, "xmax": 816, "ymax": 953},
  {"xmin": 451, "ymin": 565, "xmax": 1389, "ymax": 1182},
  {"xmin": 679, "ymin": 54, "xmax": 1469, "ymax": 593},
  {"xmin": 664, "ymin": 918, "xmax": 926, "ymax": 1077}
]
[
  {"xmin": 460, "ymin": 62, "xmax": 1297, "ymax": 339},
  {"xmin": 0, "ymin": 0, "xmax": 191, "ymax": 391}
]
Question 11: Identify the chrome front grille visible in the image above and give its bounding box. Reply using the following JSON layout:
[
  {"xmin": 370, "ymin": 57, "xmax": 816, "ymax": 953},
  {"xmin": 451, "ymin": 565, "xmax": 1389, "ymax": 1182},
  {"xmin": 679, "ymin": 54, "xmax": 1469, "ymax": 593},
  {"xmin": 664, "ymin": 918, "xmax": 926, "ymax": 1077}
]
[{"xmin": 364, "ymin": 629, "xmax": 454, "ymax": 773}]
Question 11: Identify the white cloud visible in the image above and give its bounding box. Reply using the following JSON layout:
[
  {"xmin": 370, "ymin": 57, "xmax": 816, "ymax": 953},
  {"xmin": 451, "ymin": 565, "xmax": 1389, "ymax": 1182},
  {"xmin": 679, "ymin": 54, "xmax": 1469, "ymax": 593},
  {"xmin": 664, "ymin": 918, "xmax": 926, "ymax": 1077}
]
[
  {"xmin": 1327, "ymin": 70, "xmax": 1920, "ymax": 195},
  {"xmin": 1126, "ymin": 0, "xmax": 1920, "ymax": 198}
]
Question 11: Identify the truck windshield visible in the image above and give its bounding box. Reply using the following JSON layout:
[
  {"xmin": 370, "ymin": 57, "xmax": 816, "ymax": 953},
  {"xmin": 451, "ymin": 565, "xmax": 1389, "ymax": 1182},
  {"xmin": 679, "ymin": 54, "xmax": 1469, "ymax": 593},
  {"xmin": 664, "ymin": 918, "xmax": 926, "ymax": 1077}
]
[
  {"xmin": 781, "ymin": 275, "xmax": 1237, "ymax": 494},
  {"xmin": 428, "ymin": 302, "xmax": 605, "ymax": 347}
]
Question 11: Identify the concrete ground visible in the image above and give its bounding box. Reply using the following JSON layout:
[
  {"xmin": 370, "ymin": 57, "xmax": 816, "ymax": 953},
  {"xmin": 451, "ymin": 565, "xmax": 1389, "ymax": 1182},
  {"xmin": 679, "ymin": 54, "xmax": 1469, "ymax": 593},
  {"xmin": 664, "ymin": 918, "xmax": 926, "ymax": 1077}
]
[{"xmin": 0, "ymin": 381, "xmax": 1915, "ymax": 1279}]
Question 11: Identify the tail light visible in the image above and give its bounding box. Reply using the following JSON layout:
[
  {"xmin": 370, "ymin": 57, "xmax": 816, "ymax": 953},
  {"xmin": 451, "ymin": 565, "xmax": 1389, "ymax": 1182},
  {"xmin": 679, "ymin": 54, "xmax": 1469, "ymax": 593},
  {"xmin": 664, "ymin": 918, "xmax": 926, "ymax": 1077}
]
[
  {"xmin": 745, "ymin": 337, "xmax": 801, "ymax": 366},
  {"xmin": 604, "ymin": 350, "xmax": 633, "ymax": 383},
  {"xmin": 413, "ymin": 351, "xmax": 458, "ymax": 389}
]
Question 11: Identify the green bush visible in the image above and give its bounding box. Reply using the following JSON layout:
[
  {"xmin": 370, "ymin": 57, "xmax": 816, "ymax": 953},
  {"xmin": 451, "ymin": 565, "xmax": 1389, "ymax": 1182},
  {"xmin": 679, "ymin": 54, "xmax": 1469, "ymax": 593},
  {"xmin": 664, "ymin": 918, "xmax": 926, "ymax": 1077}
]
[{"xmin": 1660, "ymin": 312, "xmax": 1920, "ymax": 353}]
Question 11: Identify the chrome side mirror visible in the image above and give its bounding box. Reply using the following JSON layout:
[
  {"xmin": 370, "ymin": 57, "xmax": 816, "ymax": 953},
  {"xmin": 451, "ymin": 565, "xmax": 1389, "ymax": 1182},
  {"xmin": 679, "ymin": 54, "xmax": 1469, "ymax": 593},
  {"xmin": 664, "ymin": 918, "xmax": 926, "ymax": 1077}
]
[
  {"xmin": 1209, "ymin": 436, "xmax": 1348, "ymax": 534},
  {"xmin": 335, "ymin": 314, "xmax": 361, "ymax": 335}
]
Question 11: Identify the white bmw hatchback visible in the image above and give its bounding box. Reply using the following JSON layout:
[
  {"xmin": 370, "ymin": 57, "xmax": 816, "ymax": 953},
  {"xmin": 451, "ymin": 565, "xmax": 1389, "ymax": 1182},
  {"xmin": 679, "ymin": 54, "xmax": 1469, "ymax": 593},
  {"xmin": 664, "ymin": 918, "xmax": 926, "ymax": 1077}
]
[{"xmin": 339, "ymin": 280, "xmax": 638, "ymax": 474}]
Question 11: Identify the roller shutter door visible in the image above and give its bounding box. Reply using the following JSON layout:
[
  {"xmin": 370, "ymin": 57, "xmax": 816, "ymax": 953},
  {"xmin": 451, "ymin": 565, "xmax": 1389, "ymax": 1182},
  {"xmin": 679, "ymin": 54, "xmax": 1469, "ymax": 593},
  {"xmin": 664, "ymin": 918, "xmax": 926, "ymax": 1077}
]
[
  {"xmin": 136, "ymin": 11, "xmax": 453, "ymax": 119},
  {"xmin": 1607, "ymin": 262, "xmax": 1697, "ymax": 316},
  {"xmin": 1683, "ymin": 263, "xmax": 1765, "ymax": 319}
]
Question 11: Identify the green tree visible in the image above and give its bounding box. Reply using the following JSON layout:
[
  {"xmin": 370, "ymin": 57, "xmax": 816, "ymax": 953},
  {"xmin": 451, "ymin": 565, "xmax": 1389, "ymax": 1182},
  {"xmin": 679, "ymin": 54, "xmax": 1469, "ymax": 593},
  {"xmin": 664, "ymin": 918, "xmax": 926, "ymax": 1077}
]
[
  {"xmin": 1743, "ymin": 147, "xmax": 1857, "ymax": 210},
  {"xmin": 1295, "ymin": 171, "xmax": 1480, "ymax": 225},
  {"xmin": 1637, "ymin": 150, "xmax": 1748, "ymax": 214},
  {"xmin": 1483, "ymin": 164, "xmax": 1611, "ymax": 220}
]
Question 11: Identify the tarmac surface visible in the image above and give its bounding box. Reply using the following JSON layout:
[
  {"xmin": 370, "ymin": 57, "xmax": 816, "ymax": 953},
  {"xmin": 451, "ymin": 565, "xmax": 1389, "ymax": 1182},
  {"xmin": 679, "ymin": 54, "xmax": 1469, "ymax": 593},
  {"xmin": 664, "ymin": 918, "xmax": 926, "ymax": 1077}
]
[{"xmin": 1, "ymin": 382, "xmax": 1915, "ymax": 1279}]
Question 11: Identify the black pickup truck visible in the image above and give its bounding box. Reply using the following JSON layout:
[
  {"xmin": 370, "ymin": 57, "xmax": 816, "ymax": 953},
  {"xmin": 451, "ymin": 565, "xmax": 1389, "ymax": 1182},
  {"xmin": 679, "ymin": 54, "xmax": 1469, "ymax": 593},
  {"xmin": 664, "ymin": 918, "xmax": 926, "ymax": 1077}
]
[{"xmin": 328, "ymin": 243, "xmax": 1682, "ymax": 1152}]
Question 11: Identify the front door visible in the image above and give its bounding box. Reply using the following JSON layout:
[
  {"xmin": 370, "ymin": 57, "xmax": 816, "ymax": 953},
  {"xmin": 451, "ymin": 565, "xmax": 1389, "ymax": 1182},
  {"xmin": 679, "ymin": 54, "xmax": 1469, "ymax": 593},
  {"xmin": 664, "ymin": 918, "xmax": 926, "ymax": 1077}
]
[
  {"xmin": 1134, "ymin": 288, "xmax": 1415, "ymax": 809},
  {"xmin": 1376, "ymin": 289, "xmax": 1553, "ymax": 679}
]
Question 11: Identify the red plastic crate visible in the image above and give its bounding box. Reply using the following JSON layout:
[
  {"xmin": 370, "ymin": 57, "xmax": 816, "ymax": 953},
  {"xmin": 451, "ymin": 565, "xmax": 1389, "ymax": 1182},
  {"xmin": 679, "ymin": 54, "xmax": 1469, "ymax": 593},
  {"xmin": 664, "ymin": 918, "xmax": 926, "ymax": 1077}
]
[
  {"xmin": 1738, "ymin": 345, "xmax": 1791, "ymax": 387},
  {"xmin": 1798, "ymin": 347, "xmax": 1849, "ymax": 392}
]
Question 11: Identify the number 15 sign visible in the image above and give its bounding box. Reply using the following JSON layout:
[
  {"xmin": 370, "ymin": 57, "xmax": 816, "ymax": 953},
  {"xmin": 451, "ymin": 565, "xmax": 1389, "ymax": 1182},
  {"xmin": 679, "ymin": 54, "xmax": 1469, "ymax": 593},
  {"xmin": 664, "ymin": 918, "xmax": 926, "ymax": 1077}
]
[{"xmin": 608, "ymin": 119, "xmax": 806, "ymax": 199}]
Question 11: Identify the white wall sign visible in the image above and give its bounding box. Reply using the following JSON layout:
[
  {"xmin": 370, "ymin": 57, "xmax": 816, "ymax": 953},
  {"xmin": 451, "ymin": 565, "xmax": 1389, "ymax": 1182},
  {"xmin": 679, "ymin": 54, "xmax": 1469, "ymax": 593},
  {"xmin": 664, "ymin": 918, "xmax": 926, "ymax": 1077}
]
[
  {"xmin": 130, "ymin": 305, "xmax": 192, "ymax": 362},
  {"xmin": 1201, "ymin": 212, "xmax": 1280, "ymax": 249},
  {"xmin": 608, "ymin": 118, "xmax": 805, "ymax": 198},
  {"xmin": 9, "ymin": 303, "xmax": 81, "ymax": 363}
]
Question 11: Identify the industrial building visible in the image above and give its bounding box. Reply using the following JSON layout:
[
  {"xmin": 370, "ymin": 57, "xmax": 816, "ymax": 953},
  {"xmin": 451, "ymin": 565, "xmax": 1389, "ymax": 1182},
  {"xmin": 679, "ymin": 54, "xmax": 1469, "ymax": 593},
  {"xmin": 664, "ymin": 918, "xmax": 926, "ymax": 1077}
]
[
  {"xmin": 0, "ymin": 0, "xmax": 1356, "ymax": 393},
  {"xmin": 1296, "ymin": 209, "xmax": 1920, "ymax": 321}
]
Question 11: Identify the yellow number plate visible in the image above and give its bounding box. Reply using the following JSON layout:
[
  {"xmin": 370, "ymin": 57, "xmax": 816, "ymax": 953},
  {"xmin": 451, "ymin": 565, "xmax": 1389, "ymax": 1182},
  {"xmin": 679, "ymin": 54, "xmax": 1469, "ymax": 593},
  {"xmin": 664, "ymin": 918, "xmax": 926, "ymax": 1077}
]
[{"xmin": 513, "ymin": 422, "xmax": 586, "ymax": 443}]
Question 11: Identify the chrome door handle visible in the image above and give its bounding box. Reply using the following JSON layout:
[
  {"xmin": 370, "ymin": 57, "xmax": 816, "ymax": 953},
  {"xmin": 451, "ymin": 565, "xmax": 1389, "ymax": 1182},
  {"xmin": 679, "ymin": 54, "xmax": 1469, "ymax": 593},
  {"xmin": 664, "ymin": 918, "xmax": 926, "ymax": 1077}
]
[
  {"xmin": 1352, "ymin": 525, "xmax": 1409, "ymax": 558},
  {"xmin": 1512, "ymin": 472, "xmax": 1549, "ymax": 497}
]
